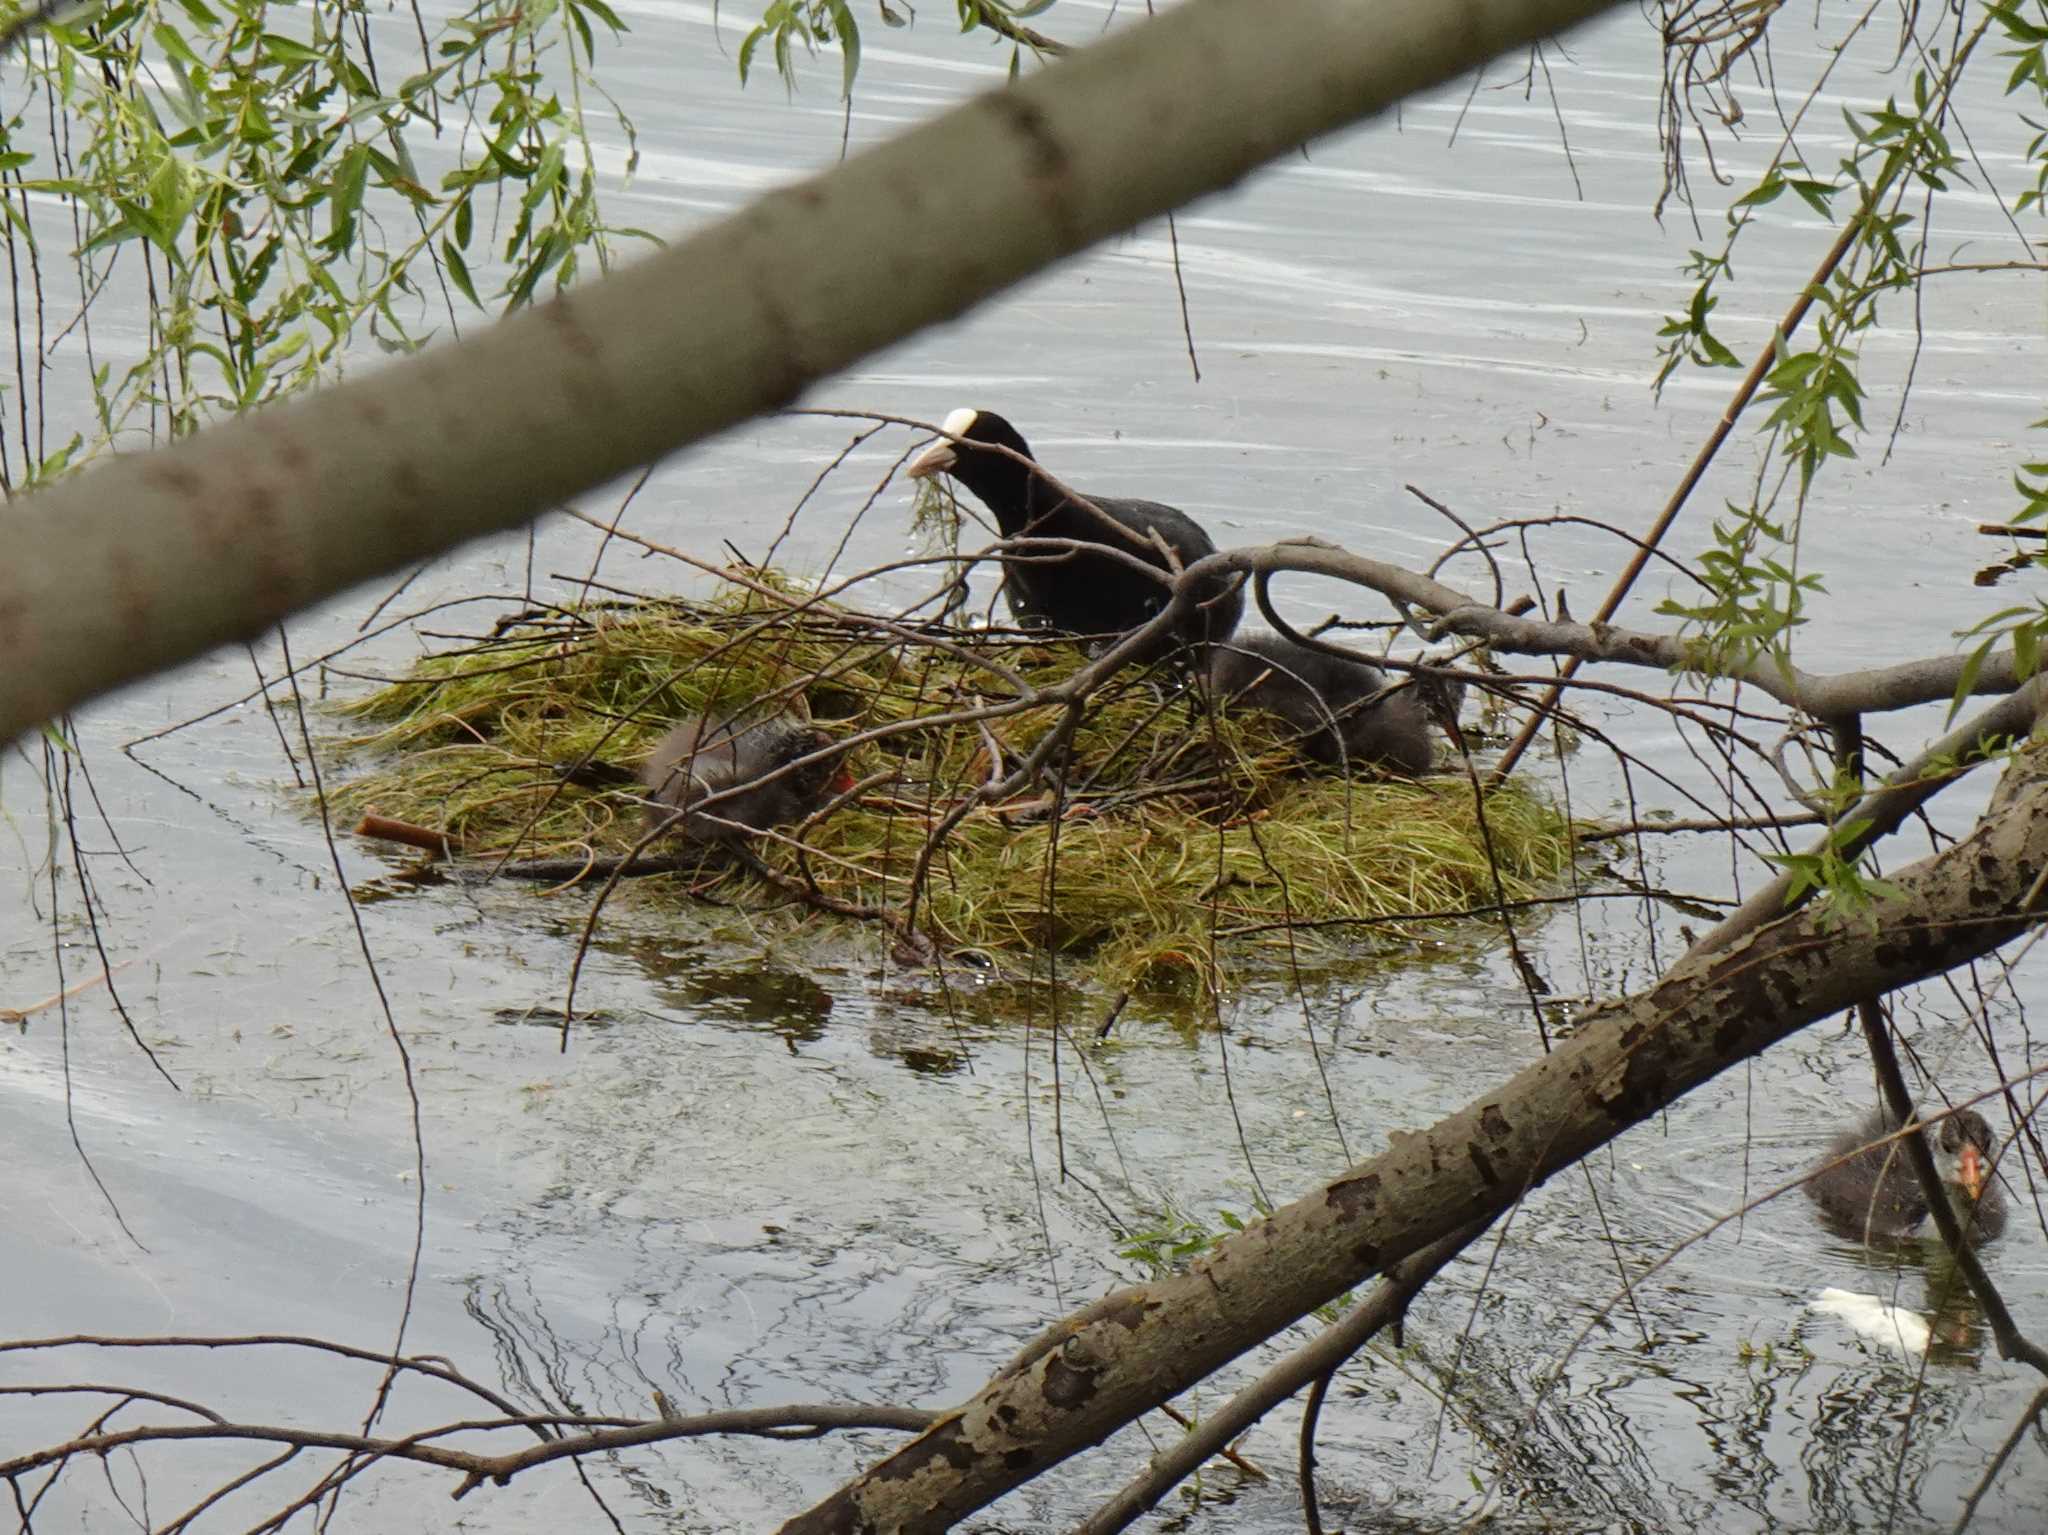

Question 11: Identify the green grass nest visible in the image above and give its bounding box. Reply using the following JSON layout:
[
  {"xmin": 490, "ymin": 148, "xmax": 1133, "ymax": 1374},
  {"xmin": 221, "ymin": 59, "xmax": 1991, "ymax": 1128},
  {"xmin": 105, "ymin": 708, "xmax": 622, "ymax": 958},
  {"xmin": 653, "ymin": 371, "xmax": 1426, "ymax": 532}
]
[{"xmin": 330, "ymin": 576, "xmax": 1576, "ymax": 995}]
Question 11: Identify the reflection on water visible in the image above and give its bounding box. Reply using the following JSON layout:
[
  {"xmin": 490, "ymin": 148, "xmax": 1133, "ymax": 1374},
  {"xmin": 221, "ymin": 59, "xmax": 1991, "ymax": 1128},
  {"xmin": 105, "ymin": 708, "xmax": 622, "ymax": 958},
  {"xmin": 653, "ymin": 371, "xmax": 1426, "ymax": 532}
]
[
  {"xmin": 1810, "ymin": 1239, "xmax": 1999, "ymax": 1366},
  {"xmin": 644, "ymin": 946, "xmax": 836, "ymax": 1035}
]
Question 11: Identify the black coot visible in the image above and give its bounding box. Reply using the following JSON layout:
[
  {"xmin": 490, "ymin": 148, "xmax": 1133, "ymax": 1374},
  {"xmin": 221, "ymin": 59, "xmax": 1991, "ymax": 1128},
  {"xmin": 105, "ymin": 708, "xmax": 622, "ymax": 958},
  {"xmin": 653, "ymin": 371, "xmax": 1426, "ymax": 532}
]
[
  {"xmin": 1207, "ymin": 631, "xmax": 1456, "ymax": 775},
  {"xmin": 1807, "ymin": 1103, "xmax": 2006, "ymax": 1241},
  {"xmin": 905, "ymin": 408, "xmax": 1243, "ymax": 651},
  {"xmin": 641, "ymin": 714, "xmax": 849, "ymax": 844}
]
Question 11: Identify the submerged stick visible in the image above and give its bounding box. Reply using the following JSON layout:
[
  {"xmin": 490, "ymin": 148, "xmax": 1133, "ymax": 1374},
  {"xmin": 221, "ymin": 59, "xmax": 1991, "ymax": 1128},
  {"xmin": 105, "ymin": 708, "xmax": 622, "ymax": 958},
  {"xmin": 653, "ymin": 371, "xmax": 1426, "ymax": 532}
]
[{"xmin": 354, "ymin": 814, "xmax": 456, "ymax": 859}]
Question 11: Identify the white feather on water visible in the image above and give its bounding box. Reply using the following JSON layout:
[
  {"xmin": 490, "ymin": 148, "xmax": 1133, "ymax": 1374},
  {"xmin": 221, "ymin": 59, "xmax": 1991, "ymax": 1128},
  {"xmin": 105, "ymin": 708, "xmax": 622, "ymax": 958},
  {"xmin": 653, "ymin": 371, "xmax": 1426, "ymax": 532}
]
[{"xmin": 1810, "ymin": 1288, "xmax": 1933, "ymax": 1357}]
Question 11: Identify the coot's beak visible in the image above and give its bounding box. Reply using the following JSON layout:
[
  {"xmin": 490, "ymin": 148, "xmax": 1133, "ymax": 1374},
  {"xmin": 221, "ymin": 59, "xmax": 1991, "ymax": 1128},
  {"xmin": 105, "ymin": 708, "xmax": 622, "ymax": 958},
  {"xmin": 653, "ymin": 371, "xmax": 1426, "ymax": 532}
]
[
  {"xmin": 1959, "ymin": 1141, "xmax": 1989, "ymax": 1202},
  {"xmin": 830, "ymin": 765, "xmax": 858, "ymax": 796},
  {"xmin": 904, "ymin": 437, "xmax": 956, "ymax": 481}
]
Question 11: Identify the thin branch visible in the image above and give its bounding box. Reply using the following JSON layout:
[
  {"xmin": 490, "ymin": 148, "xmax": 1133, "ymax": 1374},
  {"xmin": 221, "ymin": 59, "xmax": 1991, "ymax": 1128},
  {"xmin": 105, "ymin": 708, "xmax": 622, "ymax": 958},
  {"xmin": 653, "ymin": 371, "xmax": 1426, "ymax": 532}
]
[
  {"xmin": 1859, "ymin": 1005, "xmax": 2048, "ymax": 1376},
  {"xmin": 1685, "ymin": 679, "xmax": 2048, "ymax": 961},
  {"xmin": 0, "ymin": 1404, "xmax": 938, "ymax": 1488},
  {"xmin": 0, "ymin": 1335, "xmax": 550, "ymax": 1437},
  {"xmin": 1952, "ymin": 1385, "xmax": 2048, "ymax": 1535},
  {"xmin": 1493, "ymin": 7, "xmax": 1991, "ymax": 782}
]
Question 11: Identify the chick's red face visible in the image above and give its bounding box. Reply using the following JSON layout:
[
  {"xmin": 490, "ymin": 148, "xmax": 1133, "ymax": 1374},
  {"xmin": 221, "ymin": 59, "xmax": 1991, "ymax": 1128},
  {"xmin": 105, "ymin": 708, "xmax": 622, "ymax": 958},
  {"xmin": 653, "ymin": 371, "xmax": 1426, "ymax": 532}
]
[{"xmin": 1959, "ymin": 1140, "xmax": 1988, "ymax": 1202}]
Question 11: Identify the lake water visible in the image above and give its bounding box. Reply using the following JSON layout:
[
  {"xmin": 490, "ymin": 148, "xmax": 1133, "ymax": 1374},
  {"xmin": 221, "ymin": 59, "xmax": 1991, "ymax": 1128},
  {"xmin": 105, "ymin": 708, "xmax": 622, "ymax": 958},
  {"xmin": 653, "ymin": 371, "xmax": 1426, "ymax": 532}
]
[{"xmin": 4, "ymin": 3, "xmax": 2046, "ymax": 1531}]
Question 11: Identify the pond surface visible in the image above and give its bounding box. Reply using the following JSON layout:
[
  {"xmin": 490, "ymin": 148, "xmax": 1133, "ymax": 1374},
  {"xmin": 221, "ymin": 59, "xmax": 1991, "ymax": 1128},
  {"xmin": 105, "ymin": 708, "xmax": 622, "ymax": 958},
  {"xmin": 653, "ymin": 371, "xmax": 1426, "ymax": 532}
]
[{"xmin": 4, "ymin": 4, "xmax": 2047, "ymax": 1532}]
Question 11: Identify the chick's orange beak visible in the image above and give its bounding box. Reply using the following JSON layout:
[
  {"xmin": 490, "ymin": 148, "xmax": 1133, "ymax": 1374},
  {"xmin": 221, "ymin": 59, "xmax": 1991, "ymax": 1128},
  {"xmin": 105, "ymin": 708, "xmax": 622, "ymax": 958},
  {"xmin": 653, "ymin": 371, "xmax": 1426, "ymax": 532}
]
[{"xmin": 1960, "ymin": 1141, "xmax": 1989, "ymax": 1202}]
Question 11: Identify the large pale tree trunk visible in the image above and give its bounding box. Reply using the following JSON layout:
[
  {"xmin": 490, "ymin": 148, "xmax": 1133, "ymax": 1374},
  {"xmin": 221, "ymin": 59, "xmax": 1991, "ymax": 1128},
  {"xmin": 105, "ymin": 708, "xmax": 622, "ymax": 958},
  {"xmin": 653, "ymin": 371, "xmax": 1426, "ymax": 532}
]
[{"xmin": 0, "ymin": 0, "xmax": 1629, "ymax": 745}]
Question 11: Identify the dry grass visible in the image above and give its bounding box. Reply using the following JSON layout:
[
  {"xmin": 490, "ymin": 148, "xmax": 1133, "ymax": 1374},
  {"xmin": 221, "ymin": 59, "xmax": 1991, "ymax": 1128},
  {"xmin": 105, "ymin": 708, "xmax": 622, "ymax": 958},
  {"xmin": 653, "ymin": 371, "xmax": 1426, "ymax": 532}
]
[{"xmin": 328, "ymin": 576, "xmax": 1577, "ymax": 995}]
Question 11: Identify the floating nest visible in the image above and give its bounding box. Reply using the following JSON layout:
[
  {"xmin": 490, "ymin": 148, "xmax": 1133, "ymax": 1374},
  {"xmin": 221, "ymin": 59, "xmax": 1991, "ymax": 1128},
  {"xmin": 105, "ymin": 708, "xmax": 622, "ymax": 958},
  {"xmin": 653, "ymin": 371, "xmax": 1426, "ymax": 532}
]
[{"xmin": 329, "ymin": 572, "xmax": 1577, "ymax": 996}]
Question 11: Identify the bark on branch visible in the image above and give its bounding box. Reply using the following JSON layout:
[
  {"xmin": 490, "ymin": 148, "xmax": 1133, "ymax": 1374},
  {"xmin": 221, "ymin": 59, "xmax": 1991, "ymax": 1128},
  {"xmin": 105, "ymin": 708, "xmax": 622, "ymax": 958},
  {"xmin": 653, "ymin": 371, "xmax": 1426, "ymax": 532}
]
[{"xmin": 1219, "ymin": 537, "xmax": 2032, "ymax": 721}]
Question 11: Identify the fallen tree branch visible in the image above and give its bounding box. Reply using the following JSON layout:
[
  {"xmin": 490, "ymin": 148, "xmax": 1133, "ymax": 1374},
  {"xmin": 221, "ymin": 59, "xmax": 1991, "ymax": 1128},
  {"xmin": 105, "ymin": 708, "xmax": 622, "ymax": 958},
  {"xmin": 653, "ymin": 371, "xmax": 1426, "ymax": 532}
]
[
  {"xmin": 1077, "ymin": 1218, "xmax": 1493, "ymax": 1534},
  {"xmin": 602, "ymin": 516, "xmax": 2037, "ymax": 730},
  {"xmin": 1217, "ymin": 537, "xmax": 2033, "ymax": 723},
  {"xmin": 778, "ymin": 737, "xmax": 2048, "ymax": 1530},
  {"xmin": 1684, "ymin": 678, "xmax": 2048, "ymax": 961}
]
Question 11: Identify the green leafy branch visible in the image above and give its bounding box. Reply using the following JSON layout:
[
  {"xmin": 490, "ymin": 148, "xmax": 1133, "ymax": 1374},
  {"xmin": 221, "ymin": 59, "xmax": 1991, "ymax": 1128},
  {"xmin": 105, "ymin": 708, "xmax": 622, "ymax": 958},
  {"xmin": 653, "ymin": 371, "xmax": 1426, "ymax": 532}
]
[
  {"xmin": 1658, "ymin": 502, "xmax": 1825, "ymax": 679},
  {"xmin": 0, "ymin": 0, "xmax": 644, "ymax": 483},
  {"xmin": 734, "ymin": 0, "xmax": 1065, "ymax": 97},
  {"xmin": 1648, "ymin": 12, "xmax": 2000, "ymax": 692},
  {"xmin": 1764, "ymin": 816, "xmax": 1894, "ymax": 923}
]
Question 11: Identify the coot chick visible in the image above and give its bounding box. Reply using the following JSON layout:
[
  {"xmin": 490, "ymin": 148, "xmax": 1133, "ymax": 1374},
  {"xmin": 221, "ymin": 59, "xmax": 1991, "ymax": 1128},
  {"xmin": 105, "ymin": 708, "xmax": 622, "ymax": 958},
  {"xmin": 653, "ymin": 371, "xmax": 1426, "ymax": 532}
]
[
  {"xmin": 640, "ymin": 714, "xmax": 849, "ymax": 845},
  {"xmin": 904, "ymin": 408, "xmax": 1243, "ymax": 652},
  {"xmin": 1807, "ymin": 1104, "xmax": 2006, "ymax": 1242},
  {"xmin": 1207, "ymin": 632, "xmax": 1456, "ymax": 775}
]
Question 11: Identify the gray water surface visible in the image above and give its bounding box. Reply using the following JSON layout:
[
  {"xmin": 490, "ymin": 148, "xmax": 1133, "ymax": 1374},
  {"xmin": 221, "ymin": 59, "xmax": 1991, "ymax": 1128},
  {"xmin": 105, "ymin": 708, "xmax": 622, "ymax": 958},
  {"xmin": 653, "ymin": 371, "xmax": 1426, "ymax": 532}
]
[{"xmin": 4, "ymin": 5, "xmax": 2047, "ymax": 1532}]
